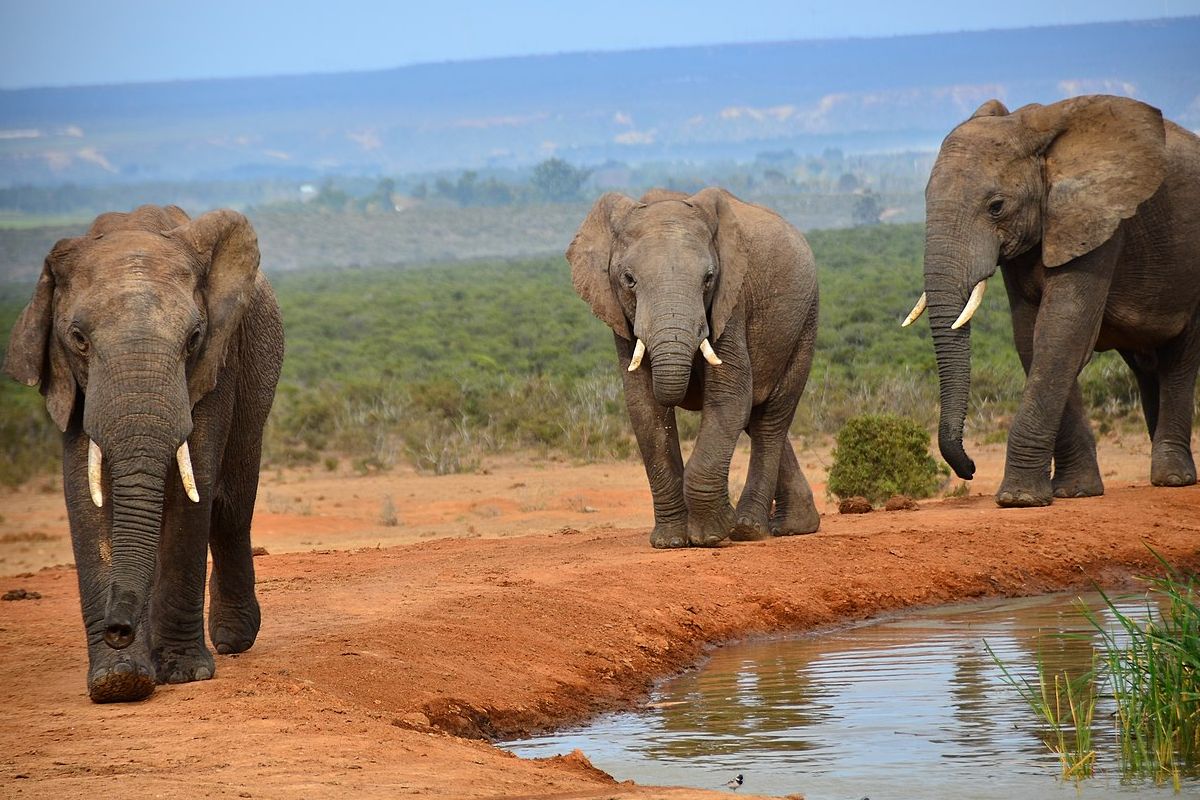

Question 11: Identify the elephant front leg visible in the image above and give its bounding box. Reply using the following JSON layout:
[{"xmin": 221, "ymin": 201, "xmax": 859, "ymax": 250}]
[
  {"xmin": 618, "ymin": 334, "xmax": 688, "ymax": 549},
  {"xmin": 1004, "ymin": 273, "xmax": 1101, "ymax": 500},
  {"xmin": 685, "ymin": 332, "xmax": 752, "ymax": 546},
  {"xmin": 149, "ymin": 446, "xmax": 216, "ymax": 685},
  {"xmin": 998, "ymin": 253, "xmax": 1114, "ymax": 507},
  {"xmin": 63, "ymin": 430, "xmax": 156, "ymax": 702}
]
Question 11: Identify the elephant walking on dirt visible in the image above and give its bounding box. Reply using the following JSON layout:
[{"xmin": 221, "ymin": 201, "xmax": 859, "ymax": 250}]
[
  {"xmin": 904, "ymin": 95, "xmax": 1200, "ymax": 506},
  {"xmin": 4, "ymin": 205, "xmax": 283, "ymax": 702},
  {"xmin": 569, "ymin": 188, "xmax": 820, "ymax": 548}
]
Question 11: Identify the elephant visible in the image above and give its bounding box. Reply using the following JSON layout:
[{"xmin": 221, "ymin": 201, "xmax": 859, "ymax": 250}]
[
  {"xmin": 568, "ymin": 187, "xmax": 820, "ymax": 548},
  {"xmin": 3, "ymin": 204, "xmax": 283, "ymax": 702},
  {"xmin": 903, "ymin": 94, "xmax": 1200, "ymax": 507}
]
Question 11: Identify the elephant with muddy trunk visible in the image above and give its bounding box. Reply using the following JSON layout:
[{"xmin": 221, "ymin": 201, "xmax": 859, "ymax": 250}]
[
  {"xmin": 569, "ymin": 188, "xmax": 820, "ymax": 548},
  {"xmin": 905, "ymin": 95, "xmax": 1200, "ymax": 507},
  {"xmin": 4, "ymin": 205, "xmax": 283, "ymax": 702}
]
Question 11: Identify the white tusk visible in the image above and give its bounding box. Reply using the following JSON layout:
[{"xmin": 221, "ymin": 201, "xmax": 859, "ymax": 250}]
[
  {"xmin": 176, "ymin": 441, "xmax": 200, "ymax": 503},
  {"xmin": 901, "ymin": 292, "xmax": 927, "ymax": 327},
  {"xmin": 88, "ymin": 439, "xmax": 104, "ymax": 508},
  {"xmin": 627, "ymin": 339, "xmax": 646, "ymax": 372},
  {"xmin": 700, "ymin": 338, "xmax": 722, "ymax": 366},
  {"xmin": 951, "ymin": 280, "xmax": 988, "ymax": 330}
]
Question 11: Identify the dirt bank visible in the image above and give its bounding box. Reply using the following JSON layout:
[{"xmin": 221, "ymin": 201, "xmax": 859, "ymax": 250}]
[{"xmin": 2, "ymin": 467, "xmax": 1198, "ymax": 798}]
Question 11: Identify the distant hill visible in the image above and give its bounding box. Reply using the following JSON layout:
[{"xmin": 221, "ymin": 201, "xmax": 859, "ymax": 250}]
[{"xmin": 0, "ymin": 17, "xmax": 1197, "ymax": 184}]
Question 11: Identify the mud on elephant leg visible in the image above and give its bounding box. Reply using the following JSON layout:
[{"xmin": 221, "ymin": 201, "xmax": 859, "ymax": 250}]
[
  {"xmin": 87, "ymin": 615, "xmax": 156, "ymax": 703},
  {"xmin": 771, "ymin": 441, "xmax": 820, "ymax": 535},
  {"xmin": 1051, "ymin": 382, "xmax": 1104, "ymax": 498}
]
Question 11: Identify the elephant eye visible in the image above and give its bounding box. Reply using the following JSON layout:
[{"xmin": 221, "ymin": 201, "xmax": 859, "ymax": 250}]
[
  {"xmin": 620, "ymin": 271, "xmax": 637, "ymax": 290},
  {"xmin": 987, "ymin": 198, "xmax": 1005, "ymax": 218},
  {"xmin": 186, "ymin": 326, "xmax": 203, "ymax": 355},
  {"xmin": 68, "ymin": 326, "xmax": 89, "ymax": 354},
  {"xmin": 703, "ymin": 268, "xmax": 715, "ymax": 289}
]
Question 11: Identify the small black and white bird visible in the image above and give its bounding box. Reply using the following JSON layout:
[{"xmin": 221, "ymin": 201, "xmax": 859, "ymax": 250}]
[{"xmin": 723, "ymin": 773, "xmax": 744, "ymax": 790}]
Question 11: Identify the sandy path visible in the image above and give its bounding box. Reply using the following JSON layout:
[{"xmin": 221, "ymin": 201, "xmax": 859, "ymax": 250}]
[{"xmin": 1, "ymin": 448, "xmax": 1197, "ymax": 798}]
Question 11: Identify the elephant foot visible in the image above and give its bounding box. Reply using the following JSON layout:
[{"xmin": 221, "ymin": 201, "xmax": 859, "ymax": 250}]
[
  {"xmin": 152, "ymin": 642, "xmax": 215, "ymax": 685},
  {"xmin": 770, "ymin": 505, "xmax": 821, "ymax": 536},
  {"xmin": 1151, "ymin": 448, "xmax": 1197, "ymax": 488},
  {"xmin": 209, "ymin": 595, "xmax": 261, "ymax": 655},
  {"xmin": 88, "ymin": 655, "xmax": 156, "ymax": 703},
  {"xmin": 996, "ymin": 467, "xmax": 1053, "ymax": 508},
  {"xmin": 649, "ymin": 520, "xmax": 689, "ymax": 549},
  {"xmin": 730, "ymin": 513, "xmax": 771, "ymax": 542},
  {"xmin": 687, "ymin": 504, "xmax": 734, "ymax": 547},
  {"xmin": 1051, "ymin": 471, "xmax": 1104, "ymax": 499}
]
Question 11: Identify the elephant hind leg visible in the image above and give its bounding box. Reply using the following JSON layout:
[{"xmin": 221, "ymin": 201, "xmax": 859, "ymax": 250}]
[
  {"xmin": 1051, "ymin": 380, "xmax": 1104, "ymax": 499},
  {"xmin": 733, "ymin": 304, "xmax": 819, "ymax": 539},
  {"xmin": 771, "ymin": 440, "xmax": 820, "ymax": 535},
  {"xmin": 1149, "ymin": 313, "xmax": 1200, "ymax": 487}
]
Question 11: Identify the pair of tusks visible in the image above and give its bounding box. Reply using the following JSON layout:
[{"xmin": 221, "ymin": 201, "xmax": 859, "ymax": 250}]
[
  {"xmin": 900, "ymin": 280, "xmax": 987, "ymax": 330},
  {"xmin": 627, "ymin": 338, "xmax": 722, "ymax": 372},
  {"xmin": 87, "ymin": 440, "xmax": 199, "ymax": 508}
]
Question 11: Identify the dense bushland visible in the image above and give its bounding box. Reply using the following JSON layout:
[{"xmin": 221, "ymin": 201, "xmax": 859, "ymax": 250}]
[{"xmin": 0, "ymin": 223, "xmax": 1158, "ymax": 483}]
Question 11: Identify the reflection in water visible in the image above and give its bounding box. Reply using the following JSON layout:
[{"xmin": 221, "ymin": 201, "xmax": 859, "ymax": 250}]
[{"xmin": 504, "ymin": 592, "xmax": 1196, "ymax": 800}]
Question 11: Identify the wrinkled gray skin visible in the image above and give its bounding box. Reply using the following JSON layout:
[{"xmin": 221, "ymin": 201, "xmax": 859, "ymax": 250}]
[
  {"xmin": 569, "ymin": 188, "xmax": 820, "ymax": 548},
  {"xmin": 920, "ymin": 95, "xmax": 1200, "ymax": 507},
  {"xmin": 3, "ymin": 205, "xmax": 283, "ymax": 702}
]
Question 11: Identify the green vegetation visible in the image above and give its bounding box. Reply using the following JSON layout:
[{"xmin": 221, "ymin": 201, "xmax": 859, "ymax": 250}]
[
  {"xmin": 0, "ymin": 222, "xmax": 1164, "ymax": 484},
  {"xmin": 826, "ymin": 414, "xmax": 948, "ymax": 504},
  {"xmin": 990, "ymin": 559, "xmax": 1200, "ymax": 788},
  {"xmin": 989, "ymin": 644, "xmax": 1099, "ymax": 780}
]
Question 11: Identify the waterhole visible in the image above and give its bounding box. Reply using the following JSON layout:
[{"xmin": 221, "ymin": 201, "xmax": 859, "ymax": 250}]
[{"xmin": 505, "ymin": 592, "xmax": 1197, "ymax": 799}]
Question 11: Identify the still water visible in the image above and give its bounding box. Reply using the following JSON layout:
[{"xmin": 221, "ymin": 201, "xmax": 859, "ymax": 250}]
[{"xmin": 504, "ymin": 592, "xmax": 1197, "ymax": 799}]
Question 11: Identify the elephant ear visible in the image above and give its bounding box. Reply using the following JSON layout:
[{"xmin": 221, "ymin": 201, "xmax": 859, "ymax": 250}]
[
  {"xmin": 567, "ymin": 192, "xmax": 638, "ymax": 340},
  {"xmin": 971, "ymin": 99, "xmax": 1009, "ymax": 118},
  {"xmin": 1021, "ymin": 95, "xmax": 1167, "ymax": 268},
  {"xmin": 172, "ymin": 210, "xmax": 261, "ymax": 405},
  {"xmin": 3, "ymin": 240, "xmax": 80, "ymax": 431},
  {"xmin": 689, "ymin": 187, "xmax": 751, "ymax": 343}
]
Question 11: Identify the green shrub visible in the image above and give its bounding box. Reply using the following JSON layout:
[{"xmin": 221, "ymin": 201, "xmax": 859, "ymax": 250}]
[{"xmin": 827, "ymin": 414, "xmax": 947, "ymax": 504}]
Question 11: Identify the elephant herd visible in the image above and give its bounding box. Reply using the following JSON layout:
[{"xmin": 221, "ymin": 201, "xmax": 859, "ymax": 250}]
[{"xmin": 5, "ymin": 94, "xmax": 1199, "ymax": 703}]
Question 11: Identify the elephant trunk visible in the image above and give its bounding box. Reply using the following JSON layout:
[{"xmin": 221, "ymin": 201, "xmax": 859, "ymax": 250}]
[
  {"xmin": 924, "ymin": 229, "xmax": 1000, "ymax": 481},
  {"xmin": 83, "ymin": 353, "xmax": 192, "ymax": 650}
]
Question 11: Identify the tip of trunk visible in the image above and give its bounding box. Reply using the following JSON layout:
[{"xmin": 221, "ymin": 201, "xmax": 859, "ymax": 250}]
[
  {"xmin": 103, "ymin": 586, "xmax": 142, "ymax": 650},
  {"xmin": 938, "ymin": 435, "xmax": 976, "ymax": 481}
]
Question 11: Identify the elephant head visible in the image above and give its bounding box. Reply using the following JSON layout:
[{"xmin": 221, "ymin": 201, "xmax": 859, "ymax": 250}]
[
  {"xmin": 906, "ymin": 95, "xmax": 1167, "ymax": 479},
  {"xmin": 3, "ymin": 205, "xmax": 261, "ymax": 649},
  {"xmin": 568, "ymin": 187, "xmax": 748, "ymax": 405}
]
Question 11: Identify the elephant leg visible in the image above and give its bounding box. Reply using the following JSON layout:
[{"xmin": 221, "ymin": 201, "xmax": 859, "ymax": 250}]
[
  {"xmin": 771, "ymin": 440, "xmax": 820, "ymax": 536},
  {"xmin": 730, "ymin": 407, "xmax": 779, "ymax": 541},
  {"xmin": 1119, "ymin": 349, "xmax": 1160, "ymax": 440},
  {"xmin": 1150, "ymin": 312, "xmax": 1200, "ymax": 487},
  {"xmin": 733, "ymin": 311, "xmax": 818, "ymax": 539},
  {"xmin": 208, "ymin": 437, "xmax": 266, "ymax": 655},
  {"xmin": 998, "ymin": 244, "xmax": 1116, "ymax": 507},
  {"xmin": 686, "ymin": 322, "xmax": 752, "ymax": 546},
  {"xmin": 62, "ymin": 427, "xmax": 156, "ymax": 703},
  {"xmin": 617, "ymin": 333, "xmax": 688, "ymax": 549},
  {"xmin": 1003, "ymin": 273, "xmax": 1101, "ymax": 499},
  {"xmin": 1051, "ymin": 382, "xmax": 1103, "ymax": 498},
  {"xmin": 150, "ymin": 454, "xmax": 215, "ymax": 685}
]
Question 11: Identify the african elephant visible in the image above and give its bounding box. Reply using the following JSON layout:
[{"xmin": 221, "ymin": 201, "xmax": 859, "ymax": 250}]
[
  {"xmin": 903, "ymin": 95, "xmax": 1200, "ymax": 506},
  {"xmin": 3, "ymin": 204, "xmax": 283, "ymax": 702},
  {"xmin": 569, "ymin": 188, "xmax": 820, "ymax": 548}
]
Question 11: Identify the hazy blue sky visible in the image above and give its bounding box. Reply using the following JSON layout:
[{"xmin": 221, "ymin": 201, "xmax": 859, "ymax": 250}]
[{"xmin": 1, "ymin": 0, "xmax": 1197, "ymax": 89}]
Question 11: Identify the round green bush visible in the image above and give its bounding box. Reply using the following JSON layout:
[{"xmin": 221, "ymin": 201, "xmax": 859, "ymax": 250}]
[{"xmin": 828, "ymin": 414, "xmax": 948, "ymax": 505}]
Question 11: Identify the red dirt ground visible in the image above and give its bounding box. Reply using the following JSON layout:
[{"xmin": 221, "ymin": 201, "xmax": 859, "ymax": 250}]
[{"xmin": 1, "ymin": 434, "xmax": 1198, "ymax": 799}]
